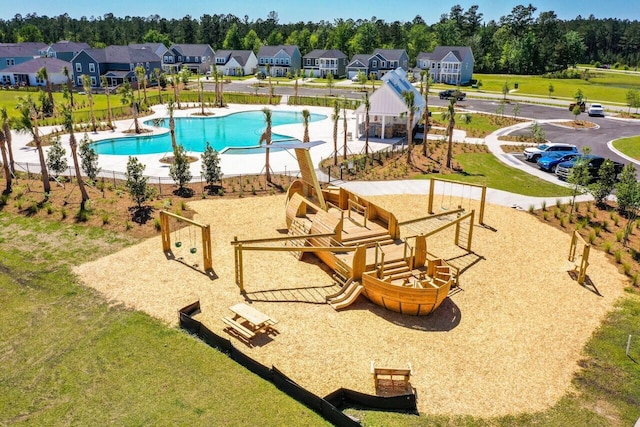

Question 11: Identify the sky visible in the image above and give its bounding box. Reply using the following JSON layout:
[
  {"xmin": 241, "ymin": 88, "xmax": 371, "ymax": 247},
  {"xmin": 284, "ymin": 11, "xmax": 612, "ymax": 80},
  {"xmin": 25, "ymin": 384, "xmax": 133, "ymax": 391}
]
[{"xmin": 2, "ymin": 0, "xmax": 638, "ymax": 24}]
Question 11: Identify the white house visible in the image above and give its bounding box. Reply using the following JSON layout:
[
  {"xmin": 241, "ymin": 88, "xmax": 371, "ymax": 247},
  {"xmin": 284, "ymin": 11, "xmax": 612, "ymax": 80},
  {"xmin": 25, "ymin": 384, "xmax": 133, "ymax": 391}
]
[
  {"xmin": 415, "ymin": 46, "xmax": 474, "ymax": 85},
  {"xmin": 213, "ymin": 50, "xmax": 257, "ymax": 76},
  {"xmin": 353, "ymin": 68, "xmax": 425, "ymax": 140},
  {"xmin": 0, "ymin": 57, "xmax": 71, "ymax": 87}
]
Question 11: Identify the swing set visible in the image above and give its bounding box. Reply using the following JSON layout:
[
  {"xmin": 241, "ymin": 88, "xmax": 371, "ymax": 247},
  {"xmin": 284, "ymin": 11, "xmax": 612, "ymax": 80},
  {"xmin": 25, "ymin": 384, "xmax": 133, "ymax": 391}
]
[
  {"xmin": 427, "ymin": 177, "xmax": 486, "ymax": 225},
  {"xmin": 160, "ymin": 210, "xmax": 213, "ymax": 272}
]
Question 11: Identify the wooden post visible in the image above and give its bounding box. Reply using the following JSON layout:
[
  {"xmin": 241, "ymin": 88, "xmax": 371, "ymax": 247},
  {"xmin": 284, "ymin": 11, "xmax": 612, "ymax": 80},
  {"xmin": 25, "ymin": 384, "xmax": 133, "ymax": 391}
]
[
  {"xmin": 427, "ymin": 177, "xmax": 435, "ymax": 215},
  {"xmin": 201, "ymin": 225, "xmax": 212, "ymax": 271},
  {"xmin": 479, "ymin": 186, "xmax": 486, "ymax": 225},
  {"xmin": 414, "ymin": 235, "xmax": 427, "ymax": 268},
  {"xmin": 160, "ymin": 211, "xmax": 170, "ymax": 251}
]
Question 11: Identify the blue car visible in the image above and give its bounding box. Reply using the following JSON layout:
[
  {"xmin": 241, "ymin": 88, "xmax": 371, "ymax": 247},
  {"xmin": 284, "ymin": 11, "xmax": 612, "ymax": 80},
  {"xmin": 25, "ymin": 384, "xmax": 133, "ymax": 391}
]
[{"xmin": 536, "ymin": 152, "xmax": 579, "ymax": 172}]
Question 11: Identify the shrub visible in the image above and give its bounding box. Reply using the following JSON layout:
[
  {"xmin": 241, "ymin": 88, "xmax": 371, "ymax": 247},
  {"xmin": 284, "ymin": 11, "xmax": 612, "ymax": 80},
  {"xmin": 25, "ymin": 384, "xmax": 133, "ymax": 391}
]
[
  {"xmin": 602, "ymin": 241, "xmax": 613, "ymax": 254},
  {"xmin": 588, "ymin": 232, "xmax": 597, "ymax": 244},
  {"xmin": 61, "ymin": 208, "xmax": 67, "ymax": 219},
  {"xmin": 153, "ymin": 218, "xmax": 161, "ymax": 231},
  {"xmin": 101, "ymin": 213, "xmax": 110, "ymax": 225},
  {"xmin": 76, "ymin": 208, "xmax": 89, "ymax": 222},
  {"xmin": 616, "ymin": 231, "xmax": 624, "ymax": 242},
  {"xmin": 528, "ymin": 205, "xmax": 535, "ymax": 213},
  {"xmin": 622, "ymin": 262, "xmax": 632, "ymax": 276},
  {"xmin": 614, "ymin": 250, "xmax": 622, "ymax": 263},
  {"xmin": 541, "ymin": 200, "xmax": 547, "ymax": 211}
]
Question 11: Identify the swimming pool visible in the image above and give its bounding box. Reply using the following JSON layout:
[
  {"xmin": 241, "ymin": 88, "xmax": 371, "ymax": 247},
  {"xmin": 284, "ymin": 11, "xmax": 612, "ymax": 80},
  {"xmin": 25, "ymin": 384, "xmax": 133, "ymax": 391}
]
[{"xmin": 93, "ymin": 110, "xmax": 326, "ymax": 155}]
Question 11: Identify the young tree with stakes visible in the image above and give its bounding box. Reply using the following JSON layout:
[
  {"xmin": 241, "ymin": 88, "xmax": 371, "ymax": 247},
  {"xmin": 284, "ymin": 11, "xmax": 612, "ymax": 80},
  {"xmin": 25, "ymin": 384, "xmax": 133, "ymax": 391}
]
[
  {"xmin": 119, "ymin": 81, "xmax": 141, "ymax": 134},
  {"xmin": 201, "ymin": 141, "xmax": 222, "ymax": 193},
  {"xmin": 79, "ymin": 133, "xmax": 100, "ymax": 184},
  {"xmin": 401, "ymin": 90, "xmax": 419, "ymax": 165},
  {"xmin": 125, "ymin": 156, "xmax": 150, "ymax": 209},
  {"xmin": 332, "ymin": 100, "xmax": 340, "ymax": 166},
  {"xmin": 100, "ymin": 76, "xmax": 115, "ymax": 130},
  {"xmin": 302, "ymin": 109, "xmax": 311, "ymax": 142},
  {"xmin": 1, "ymin": 107, "xmax": 14, "ymax": 174}
]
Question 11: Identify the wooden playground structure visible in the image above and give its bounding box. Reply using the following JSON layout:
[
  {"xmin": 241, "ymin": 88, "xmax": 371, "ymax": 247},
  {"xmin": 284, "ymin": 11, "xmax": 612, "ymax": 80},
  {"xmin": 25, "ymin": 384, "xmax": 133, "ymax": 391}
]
[
  {"xmin": 427, "ymin": 177, "xmax": 487, "ymax": 225},
  {"xmin": 568, "ymin": 230, "xmax": 590, "ymax": 285},
  {"xmin": 230, "ymin": 147, "xmax": 486, "ymax": 316},
  {"xmin": 160, "ymin": 210, "xmax": 213, "ymax": 273}
]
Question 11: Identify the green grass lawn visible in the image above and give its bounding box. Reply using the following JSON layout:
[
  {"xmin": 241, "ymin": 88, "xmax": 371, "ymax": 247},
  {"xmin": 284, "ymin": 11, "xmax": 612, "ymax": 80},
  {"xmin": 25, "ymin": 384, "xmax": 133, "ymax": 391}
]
[
  {"xmin": 415, "ymin": 152, "xmax": 575, "ymax": 198},
  {"xmin": 612, "ymin": 136, "xmax": 640, "ymax": 160},
  {"xmin": 468, "ymin": 71, "xmax": 640, "ymax": 106},
  {"xmin": 0, "ymin": 213, "xmax": 329, "ymax": 426}
]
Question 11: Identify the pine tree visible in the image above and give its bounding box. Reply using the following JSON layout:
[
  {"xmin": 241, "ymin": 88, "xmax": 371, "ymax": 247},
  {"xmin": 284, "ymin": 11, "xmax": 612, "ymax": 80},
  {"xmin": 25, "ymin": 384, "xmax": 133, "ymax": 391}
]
[
  {"xmin": 46, "ymin": 136, "xmax": 68, "ymax": 178},
  {"xmin": 169, "ymin": 145, "xmax": 192, "ymax": 193},
  {"xmin": 125, "ymin": 156, "xmax": 150, "ymax": 208},
  {"xmin": 201, "ymin": 141, "xmax": 222, "ymax": 193},
  {"xmin": 79, "ymin": 133, "xmax": 101, "ymax": 183}
]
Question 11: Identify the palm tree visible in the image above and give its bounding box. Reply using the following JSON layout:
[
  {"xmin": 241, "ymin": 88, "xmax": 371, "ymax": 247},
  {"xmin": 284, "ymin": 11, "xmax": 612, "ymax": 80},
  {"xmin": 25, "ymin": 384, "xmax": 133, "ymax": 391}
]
[
  {"xmin": 81, "ymin": 75, "xmax": 97, "ymax": 133},
  {"xmin": 100, "ymin": 76, "xmax": 115, "ymax": 130},
  {"xmin": 198, "ymin": 75, "xmax": 205, "ymax": 116},
  {"xmin": 363, "ymin": 92, "xmax": 371, "ymax": 156},
  {"xmin": 259, "ymin": 107, "xmax": 273, "ymax": 183},
  {"xmin": 441, "ymin": 98, "xmax": 471, "ymax": 169},
  {"xmin": 332, "ymin": 100, "xmax": 339, "ymax": 165},
  {"xmin": 342, "ymin": 99, "xmax": 348, "ymax": 160},
  {"xmin": 1, "ymin": 107, "xmax": 15, "ymax": 174},
  {"xmin": 134, "ymin": 66, "xmax": 146, "ymax": 105},
  {"xmin": 168, "ymin": 100, "xmax": 178, "ymax": 155},
  {"xmin": 421, "ymin": 70, "xmax": 431, "ymax": 157},
  {"xmin": 153, "ymin": 68, "xmax": 163, "ymax": 104},
  {"xmin": 294, "ymin": 71, "xmax": 299, "ymax": 103},
  {"xmin": 119, "ymin": 81, "xmax": 141, "ymax": 134},
  {"xmin": 36, "ymin": 67, "xmax": 55, "ymax": 113},
  {"xmin": 327, "ymin": 72, "xmax": 334, "ymax": 96},
  {"xmin": 171, "ymin": 69, "xmax": 181, "ymax": 109},
  {"xmin": 401, "ymin": 90, "xmax": 418, "ymax": 165},
  {"xmin": 266, "ymin": 64, "xmax": 273, "ymax": 105},
  {"xmin": 0, "ymin": 126, "xmax": 11, "ymax": 193},
  {"xmin": 419, "ymin": 70, "xmax": 427, "ymax": 95},
  {"xmin": 61, "ymin": 104, "xmax": 89, "ymax": 209},
  {"xmin": 14, "ymin": 96, "xmax": 51, "ymax": 194},
  {"xmin": 301, "ymin": 109, "xmax": 311, "ymax": 142},
  {"xmin": 62, "ymin": 66, "xmax": 74, "ymax": 107}
]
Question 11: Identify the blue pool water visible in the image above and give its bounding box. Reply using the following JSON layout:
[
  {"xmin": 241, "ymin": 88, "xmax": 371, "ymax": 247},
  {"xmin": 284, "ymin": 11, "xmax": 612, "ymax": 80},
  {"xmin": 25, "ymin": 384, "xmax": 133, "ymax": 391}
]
[{"xmin": 93, "ymin": 110, "xmax": 326, "ymax": 155}]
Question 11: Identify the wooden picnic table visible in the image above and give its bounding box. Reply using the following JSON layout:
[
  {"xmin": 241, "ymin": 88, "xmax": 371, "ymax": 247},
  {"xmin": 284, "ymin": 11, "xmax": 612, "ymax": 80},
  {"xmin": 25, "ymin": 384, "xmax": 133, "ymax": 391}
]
[{"xmin": 222, "ymin": 303, "xmax": 278, "ymax": 340}]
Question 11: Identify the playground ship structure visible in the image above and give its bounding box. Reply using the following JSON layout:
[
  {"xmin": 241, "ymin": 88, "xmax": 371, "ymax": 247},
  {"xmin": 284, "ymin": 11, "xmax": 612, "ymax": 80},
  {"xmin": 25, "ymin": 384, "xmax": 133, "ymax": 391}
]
[{"xmin": 233, "ymin": 146, "xmax": 480, "ymax": 316}]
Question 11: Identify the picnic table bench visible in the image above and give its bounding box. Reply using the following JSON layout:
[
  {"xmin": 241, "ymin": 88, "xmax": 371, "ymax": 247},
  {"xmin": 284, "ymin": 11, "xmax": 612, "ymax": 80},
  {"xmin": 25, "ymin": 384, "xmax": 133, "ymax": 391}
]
[
  {"xmin": 371, "ymin": 361, "xmax": 413, "ymax": 393},
  {"xmin": 222, "ymin": 303, "xmax": 278, "ymax": 340}
]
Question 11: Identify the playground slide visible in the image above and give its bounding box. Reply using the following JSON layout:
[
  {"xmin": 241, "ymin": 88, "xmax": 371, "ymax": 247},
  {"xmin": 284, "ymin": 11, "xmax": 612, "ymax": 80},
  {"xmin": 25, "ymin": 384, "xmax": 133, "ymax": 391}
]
[{"xmin": 329, "ymin": 282, "xmax": 364, "ymax": 310}]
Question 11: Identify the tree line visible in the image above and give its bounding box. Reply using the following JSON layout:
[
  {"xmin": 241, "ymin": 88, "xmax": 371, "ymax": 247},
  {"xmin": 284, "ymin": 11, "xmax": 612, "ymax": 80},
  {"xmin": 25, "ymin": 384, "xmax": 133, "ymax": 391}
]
[{"xmin": 1, "ymin": 4, "xmax": 639, "ymax": 74}]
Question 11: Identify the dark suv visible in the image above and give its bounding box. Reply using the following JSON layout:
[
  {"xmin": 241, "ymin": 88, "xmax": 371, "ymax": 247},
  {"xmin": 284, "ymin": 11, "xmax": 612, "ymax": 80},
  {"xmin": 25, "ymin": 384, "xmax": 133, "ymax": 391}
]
[{"xmin": 555, "ymin": 155, "xmax": 624, "ymax": 181}]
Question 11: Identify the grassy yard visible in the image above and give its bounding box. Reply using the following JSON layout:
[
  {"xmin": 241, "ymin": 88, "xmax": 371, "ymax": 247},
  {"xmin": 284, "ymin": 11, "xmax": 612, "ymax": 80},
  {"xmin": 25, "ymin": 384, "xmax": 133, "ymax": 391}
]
[
  {"xmin": 414, "ymin": 152, "xmax": 575, "ymax": 198},
  {"xmin": 467, "ymin": 71, "xmax": 640, "ymax": 105},
  {"xmin": 0, "ymin": 213, "xmax": 329, "ymax": 426},
  {"xmin": 612, "ymin": 136, "xmax": 640, "ymax": 160}
]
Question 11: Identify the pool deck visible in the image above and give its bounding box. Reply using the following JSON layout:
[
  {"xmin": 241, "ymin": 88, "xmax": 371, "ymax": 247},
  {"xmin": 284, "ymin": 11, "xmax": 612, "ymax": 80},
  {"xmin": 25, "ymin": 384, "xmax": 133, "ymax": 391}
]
[{"xmin": 10, "ymin": 103, "xmax": 401, "ymax": 179}]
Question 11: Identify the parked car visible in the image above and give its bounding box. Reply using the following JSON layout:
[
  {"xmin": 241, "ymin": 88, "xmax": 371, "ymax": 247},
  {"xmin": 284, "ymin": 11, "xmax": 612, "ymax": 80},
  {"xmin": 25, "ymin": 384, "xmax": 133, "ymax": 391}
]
[
  {"xmin": 536, "ymin": 152, "xmax": 579, "ymax": 172},
  {"xmin": 523, "ymin": 143, "xmax": 578, "ymax": 162},
  {"xmin": 555, "ymin": 155, "xmax": 624, "ymax": 181},
  {"xmin": 439, "ymin": 89, "xmax": 466, "ymax": 100},
  {"xmin": 588, "ymin": 103, "xmax": 605, "ymax": 117}
]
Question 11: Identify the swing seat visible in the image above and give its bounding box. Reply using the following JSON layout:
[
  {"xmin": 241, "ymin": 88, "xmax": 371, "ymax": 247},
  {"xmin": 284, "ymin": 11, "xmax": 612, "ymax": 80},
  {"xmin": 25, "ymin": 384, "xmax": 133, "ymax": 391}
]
[
  {"xmin": 190, "ymin": 247, "xmax": 197, "ymax": 254},
  {"xmin": 175, "ymin": 241, "xmax": 182, "ymax": 248}
]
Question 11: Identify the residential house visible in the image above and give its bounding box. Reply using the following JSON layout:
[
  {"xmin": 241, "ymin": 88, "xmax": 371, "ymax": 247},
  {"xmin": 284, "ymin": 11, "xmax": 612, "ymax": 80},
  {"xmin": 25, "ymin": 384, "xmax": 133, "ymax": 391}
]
[
  {"xmin": 256, "ymin": 45, "xmax": 301, "ymax": 77},
  {"xmin": 40, "ymin": 41, "xmax": 91, "ymax": 62},
  {"xmin": 346, "ymin": 49, "xmax": 409, "ymax": 80},
  {"xmin": 129, "ymin": 43, "xmax": 171, "ymax": 72},
  {"xmin": 302, "ymin": 49, "xmax": 347, "ymax": 78},
  {"xmin": 165, "ymin": 44, "xmax": 214, "ymax": 74},
  {"xmin": 353, "ymin": 67, "xmax": 425, "ymax": 140},
  {"xmin": 0, "ymin": 57, "xmax": 70, "ymax": 87},
  {"xmin": 0, "ymin": 45, "xmax": 39, "ymax": 72},
  {"xmin": 213, "ymin": 50, "xmax": 257, "ymax": 76},
  {"xmin": 71, "ymin": 45, "xmax": 162, "ymax": 88},
  {"xmin": 415, "ymin": 46, "xmax": 474, "ymax": 85}
]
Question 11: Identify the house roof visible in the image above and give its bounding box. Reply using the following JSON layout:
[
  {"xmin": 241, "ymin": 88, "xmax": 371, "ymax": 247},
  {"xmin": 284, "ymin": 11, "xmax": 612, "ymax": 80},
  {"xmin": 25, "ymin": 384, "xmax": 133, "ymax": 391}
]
[
  {"xmin": 49, "ymin": 41, "xmax": 90, "ymax": 53},
  {"xmin": 257, "ymin": 45, "xmax": 299, "ymax": 57},
  {"xmin": 0, "ymin": 45, "xmax": 39, "ymax": 58},
  {"xmin": 303, "ymin": 49, "xmax": 347, "ymax": 59},
  {"xmin": 1, "ymin": 57, "xmax": 71, "ymax": 74},
  {"xmin": 417, "ymin": 46, "xmax": 473, "ymax": 62},
  {"xmin": 170, "ymin": 44, "xmax": 213, "ymax": 57},
  {"xmin": 215, "ymin": 50, "xmax": 254, "ymax": 66},
  {"xmin": 129, "ymin": 43, "xmax": 169, "ymax": 55},
  {"xmin": 81, "ymin": 46, "xmax": 162, "ymax": 64},
  {"xmin": 347, "ymin": 54, "xmax": 370, "ymax": 68},
  {"xmin": 1, "ymin": 42, "xmax": 48, "ymax": 55},
  {"xmin": 372, "ymin": 49, "xmax": 406, "ymax": 61}
]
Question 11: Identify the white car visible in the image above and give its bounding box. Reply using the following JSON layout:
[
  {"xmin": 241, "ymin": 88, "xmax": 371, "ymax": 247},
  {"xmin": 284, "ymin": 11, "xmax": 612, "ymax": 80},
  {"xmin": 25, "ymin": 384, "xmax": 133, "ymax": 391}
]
[{"xmin": 588, "ymin": 104, "xmax": 605, "ymax": 117}]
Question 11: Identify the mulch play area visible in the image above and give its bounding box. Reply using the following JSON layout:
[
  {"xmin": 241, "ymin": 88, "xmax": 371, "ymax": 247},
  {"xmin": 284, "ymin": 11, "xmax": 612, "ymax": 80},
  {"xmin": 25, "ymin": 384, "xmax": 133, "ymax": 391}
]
[{"xmin": 74, "ymin": 193, "xmax": 625, "ymax": 417}]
